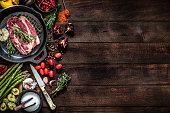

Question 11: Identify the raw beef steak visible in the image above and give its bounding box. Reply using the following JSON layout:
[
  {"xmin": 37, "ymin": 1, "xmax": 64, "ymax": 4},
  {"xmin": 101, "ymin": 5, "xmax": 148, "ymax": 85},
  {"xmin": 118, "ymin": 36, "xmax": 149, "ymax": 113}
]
[{"xmin": 7, "ymin": 16, "xmax": 40, "ymax": 55}]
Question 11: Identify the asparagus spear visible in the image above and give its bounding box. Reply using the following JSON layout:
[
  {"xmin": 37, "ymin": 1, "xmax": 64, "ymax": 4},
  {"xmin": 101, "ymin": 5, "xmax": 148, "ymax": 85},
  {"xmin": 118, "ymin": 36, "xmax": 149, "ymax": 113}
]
[
  {"xmin": 0, "ymin": 76, "xmax": 27, "ymax": 103},
  {"xmin": 0, "ymin": 64, "xmax": 19, "ymax": 86},
  {"xmin": 0, "ymin": 64, "xmax": 23, "ymax": 97},
  {"xmin": 0, "ymin": 71, "xmax": 27, "ymax": 89},
  {"xmin": 9, "ymin": 74, "xmax": 30, "ymax": 86}
]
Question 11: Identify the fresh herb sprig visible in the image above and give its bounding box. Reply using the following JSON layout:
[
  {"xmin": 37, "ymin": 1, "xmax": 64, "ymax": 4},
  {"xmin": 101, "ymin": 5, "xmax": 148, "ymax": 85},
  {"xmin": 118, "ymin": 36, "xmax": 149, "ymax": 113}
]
[
  {"xmin": 44, "ymin": 10, "xmax": 57, "ymax": 30},
  {"xmin": 12, "ymin": 25, "xmax": 35, "ymax": 44},
  {"xmin": 44, "ymin": 4, "xmax": 61, "ymax": 30},
  {"xmin": 51, "ymin": 72, "xmax": 71, "ymax": 96},
  {"xmin": 6, "ymin": 37, "xmax": 15, "ymax": 57}
]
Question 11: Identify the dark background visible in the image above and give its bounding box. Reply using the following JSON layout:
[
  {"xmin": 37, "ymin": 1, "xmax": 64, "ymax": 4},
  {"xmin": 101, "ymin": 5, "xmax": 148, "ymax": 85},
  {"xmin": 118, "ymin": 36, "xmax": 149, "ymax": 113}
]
[{"xmin": 2, "ymin": 0, "xmax": 170, "ymax": 112}]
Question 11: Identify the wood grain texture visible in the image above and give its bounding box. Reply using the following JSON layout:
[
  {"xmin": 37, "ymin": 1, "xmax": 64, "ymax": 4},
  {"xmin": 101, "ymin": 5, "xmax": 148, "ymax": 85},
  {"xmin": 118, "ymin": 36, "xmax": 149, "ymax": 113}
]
[
  {"xmin": 64, "ymin": 22, "xmax": 170, "ymax": 43},
  {"xmin": 1, "ymin": 0, "xmax": 170, "ymax": 112},
  {"xmin": 42, "ymin": 107, "xmax": 170, "ymax": 113},
  {"xmin": 7, "ymin": 63, "xmax": 170, "ymax": 86},
  {"xmin": 52, "ymin": 64, "xmax": 170, "ymax": 86},
  {"xmin": 60, "ymin": 43, "xmax": 170, "ymax": 64},
  {"xmin": 3, "ymin": 107, "xmax": 170, "ymax": 113},
  {"xmin": 65, "ymin": 0, "xmax": 170, "ymax": 21},
  {"xmin": 41, "ymin": 86, "xmax": 170, "ymax": 107}
]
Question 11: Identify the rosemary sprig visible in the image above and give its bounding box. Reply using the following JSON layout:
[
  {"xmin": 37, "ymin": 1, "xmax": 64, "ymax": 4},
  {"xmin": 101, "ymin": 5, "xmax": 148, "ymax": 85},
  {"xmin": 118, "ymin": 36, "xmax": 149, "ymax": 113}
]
[
  {"xmin": 6, "ymin": 37, "xmax": 15, "ymax": 57},
  {"xmin": 12, "ymin": 25, "xmax": 36, "ymax": 45},
  {"xmin": 51, "ymin": 72, "xmax": 71, "ymax": 96},
  {"xmin": 44, "ymin": 10, "xmax": 57, "ymax": 30},
  {"xmin": 44, "ymin": 4, "xmax": 61, "ymax": 30}
]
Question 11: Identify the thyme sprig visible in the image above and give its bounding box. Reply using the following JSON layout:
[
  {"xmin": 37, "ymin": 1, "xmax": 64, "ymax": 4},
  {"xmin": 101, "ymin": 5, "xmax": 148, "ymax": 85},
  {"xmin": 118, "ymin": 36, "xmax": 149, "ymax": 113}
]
[
  {"xmin": 51, "ymin": 72, "xmax": 71, "ymax": 96},
  {"xmin": 6, "ymin": 37, "xmax": 15, "ymax": 57}
]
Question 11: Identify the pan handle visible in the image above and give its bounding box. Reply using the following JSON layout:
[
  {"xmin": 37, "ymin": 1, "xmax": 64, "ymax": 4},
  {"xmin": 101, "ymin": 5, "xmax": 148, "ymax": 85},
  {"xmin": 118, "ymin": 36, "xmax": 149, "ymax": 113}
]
[{"xmin": 32, "ymin": 46, "xmax": 47, "ymax": 64}]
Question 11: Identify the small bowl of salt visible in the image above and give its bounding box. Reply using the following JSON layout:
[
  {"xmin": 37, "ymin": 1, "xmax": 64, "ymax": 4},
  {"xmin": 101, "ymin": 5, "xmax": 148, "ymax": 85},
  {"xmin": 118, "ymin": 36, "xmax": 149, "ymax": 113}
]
[{"xmin": 17, "ymin": 89, "xmax": 42, "ymax": 113}]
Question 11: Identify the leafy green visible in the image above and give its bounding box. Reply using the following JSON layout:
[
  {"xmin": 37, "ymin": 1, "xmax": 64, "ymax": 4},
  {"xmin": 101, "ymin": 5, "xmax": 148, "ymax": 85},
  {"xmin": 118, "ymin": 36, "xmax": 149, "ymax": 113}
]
[{"xmin": 6, "ymin": 37, "xmax": 15, "ymax": 57}]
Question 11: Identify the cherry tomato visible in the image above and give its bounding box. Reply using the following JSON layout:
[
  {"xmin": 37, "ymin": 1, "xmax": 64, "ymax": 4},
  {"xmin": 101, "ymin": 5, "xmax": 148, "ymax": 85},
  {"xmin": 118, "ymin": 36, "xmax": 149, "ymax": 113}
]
[
  {"xmin": 40, "ymin": 69, "xmax": 44, "ymax": 75},
  {"xmin": 41, "ymin": 62, "xmax": 45, "ymax": 69},
  {"xmin": 48, "ymin": 59, "xmax": 54, "ymax": 66},
  {"xmin": 35, "ymin": 65, "xmax": 41, "ymax": 70},
  {"xmin": 55, "ymin": 53, "xmax": 61, "ymax": 59},
  {"xmin": 49, "ymin": 70, "xmax": 54, "ymax": 77},
  {"xmin": 44, "ymin": 68, "xmax": 49, "ymax": 75},
  {"xmin": 56, "ymin": 64, "xmax": 62, "ymax": 70}
]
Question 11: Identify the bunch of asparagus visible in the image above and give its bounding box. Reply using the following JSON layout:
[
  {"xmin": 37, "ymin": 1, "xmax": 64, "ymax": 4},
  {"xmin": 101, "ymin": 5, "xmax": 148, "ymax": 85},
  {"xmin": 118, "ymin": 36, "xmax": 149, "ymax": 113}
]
[{"xmin": 0, "ymin": 63, "xmax": 29, "ymax": 103}]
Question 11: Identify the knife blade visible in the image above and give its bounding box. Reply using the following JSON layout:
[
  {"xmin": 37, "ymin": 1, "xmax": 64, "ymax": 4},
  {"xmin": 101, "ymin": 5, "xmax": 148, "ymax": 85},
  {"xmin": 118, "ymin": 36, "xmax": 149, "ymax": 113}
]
[
  {"xmin": 30, "ymin": 64, "xmax": 45, "ymax": 87},
  {"xmin": 30, "ymin": 64, "xmax": 56, "ymax": 110}
]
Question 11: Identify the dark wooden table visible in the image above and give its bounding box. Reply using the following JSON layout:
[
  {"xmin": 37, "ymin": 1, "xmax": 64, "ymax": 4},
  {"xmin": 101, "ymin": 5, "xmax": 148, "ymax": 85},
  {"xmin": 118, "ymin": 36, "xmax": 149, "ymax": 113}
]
[{"xmin": 2, "ymin": 0, "xmax": 170, "ymax": 112}]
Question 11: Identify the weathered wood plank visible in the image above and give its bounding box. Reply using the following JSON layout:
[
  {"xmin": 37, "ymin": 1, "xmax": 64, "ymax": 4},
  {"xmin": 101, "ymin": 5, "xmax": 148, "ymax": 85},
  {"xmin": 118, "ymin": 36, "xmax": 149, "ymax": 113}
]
[
  {"xmin": 65, "ymin": 0, "xmax": 170, "ymax": 21},
  {"xmin": 42, "ymin": 86, "xmax": 170, "ymax": 106},
  {"xmin": 60, "ymin": 43, "xmax": 170, "ymax": 64},
  {"xmin": 7, "ymin": 63, "xmax": 170, "ymax": 86},
  {"xmin": 51, "ymin": 64, "xmax": 170, "ymax": 86},
  {"xmin": 61, "ymin": 22, "xmax": 170, "ymax": 43},
  {"xmin": 42, "ymin": 107, "xmax": 170, "ymax": 113},
  {"xmin": 3, "ymin": 107, "xmax": 170, "ymax": 113}
]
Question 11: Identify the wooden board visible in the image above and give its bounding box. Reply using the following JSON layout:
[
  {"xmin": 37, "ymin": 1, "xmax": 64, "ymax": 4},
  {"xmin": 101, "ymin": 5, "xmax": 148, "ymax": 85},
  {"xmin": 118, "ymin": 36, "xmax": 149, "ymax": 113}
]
[
  {"xmin": 67, "ymin": 22, "xmax": 170, "ymax": 43},
  {"xmin": 1, "ymin": 0, "xmax": 170, "ymax": 112},
  {"xmin": 66, "ymin": 0, "xmax": 170, "ymax": 21},
  {"xmin": 3, "ymin": 107, "xmax": 170, "ymax": 113},
  {"xmin": 41, "ymin": 86, "xmax": 170, "ymax": 107},
  {"xmin": 42, "ymin": 107, "xmax": 170, "ymax": 113},
  {"xmin": 60, "ymin": 43, "xmax": 170, "ymax": 64},
  {"xmin": 52, "ymin": 64, "xmax": 170, "ymax": 86}
]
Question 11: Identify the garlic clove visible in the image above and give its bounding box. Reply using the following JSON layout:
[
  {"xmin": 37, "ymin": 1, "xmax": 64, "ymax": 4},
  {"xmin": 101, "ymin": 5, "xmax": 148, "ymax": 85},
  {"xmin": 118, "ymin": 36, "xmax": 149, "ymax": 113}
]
[
  {"xmin": 43, "ymin": 77, "xmax": 48, "ymax": 85},
  {"xmin": 49, "ymin": 80, "xmax": 56, "ymax": 87},
  {"xmin": 23, "ymin": 78, "xmax": 37, "ymax": 90}
]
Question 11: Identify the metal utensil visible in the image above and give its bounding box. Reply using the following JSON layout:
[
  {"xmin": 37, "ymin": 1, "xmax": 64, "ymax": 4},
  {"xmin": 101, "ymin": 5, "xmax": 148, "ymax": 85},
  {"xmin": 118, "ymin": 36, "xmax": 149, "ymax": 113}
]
[
  {"xmin": 30, "ymin": 64, "xmax": 56, "ymax": 110},
  {"xmin": 14, "ymin": 97, "xmax": 35, "ymax": 111}
]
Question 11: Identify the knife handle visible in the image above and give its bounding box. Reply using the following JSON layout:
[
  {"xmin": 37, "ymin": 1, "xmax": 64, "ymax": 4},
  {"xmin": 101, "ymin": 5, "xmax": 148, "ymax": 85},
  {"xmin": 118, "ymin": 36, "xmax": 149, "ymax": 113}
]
[{"xmin": 41, "ymin": 87, "xmax": 56, "ymax": 110}]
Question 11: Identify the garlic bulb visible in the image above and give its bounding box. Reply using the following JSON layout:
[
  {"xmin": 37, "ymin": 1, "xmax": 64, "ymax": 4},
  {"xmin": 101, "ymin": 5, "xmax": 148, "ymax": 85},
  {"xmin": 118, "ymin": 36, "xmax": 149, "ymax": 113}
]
[
  {"xmin": 23, "ymin": 78, "xmax": 37, "ymax": 90},
  {"xmin": 0, "ymin": 28, "xmax": 9, "ymax": 42}
]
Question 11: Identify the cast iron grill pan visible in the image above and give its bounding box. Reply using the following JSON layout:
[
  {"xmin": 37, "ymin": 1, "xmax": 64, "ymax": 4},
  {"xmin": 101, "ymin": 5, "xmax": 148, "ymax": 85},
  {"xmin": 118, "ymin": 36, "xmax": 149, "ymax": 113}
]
[{"xmin": 0, "ymin": 5, "xmax": 47, "ymax": 63}]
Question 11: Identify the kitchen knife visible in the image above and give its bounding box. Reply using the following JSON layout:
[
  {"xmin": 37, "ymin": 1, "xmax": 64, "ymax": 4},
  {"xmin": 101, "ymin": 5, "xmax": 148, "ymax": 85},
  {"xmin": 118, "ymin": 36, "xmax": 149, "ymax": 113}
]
[{"xmin": 30, "ymin": 64, "xmax": 56, "ymax": 110}]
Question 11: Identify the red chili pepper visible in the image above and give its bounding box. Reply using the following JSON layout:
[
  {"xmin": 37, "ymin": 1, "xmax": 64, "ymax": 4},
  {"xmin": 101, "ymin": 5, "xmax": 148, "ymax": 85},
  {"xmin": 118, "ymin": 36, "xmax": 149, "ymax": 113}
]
[
  {"xmin": 49, "ymin": 0, "xmax": 55, "ymax": 7},
  {"xmin": 52, "ymin": 0, "xmax": 56, "ymax": 6},
  {"xmin": 0, "ymin": 65, "xmax": 7, "ymax": 75},
  {"xmin": 45, "ymin": 1, "xmax": 54, "ymax": 8},
  {"xmin": 42, "ymin": 2, "xmax": 51, "ymax": 7}
]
